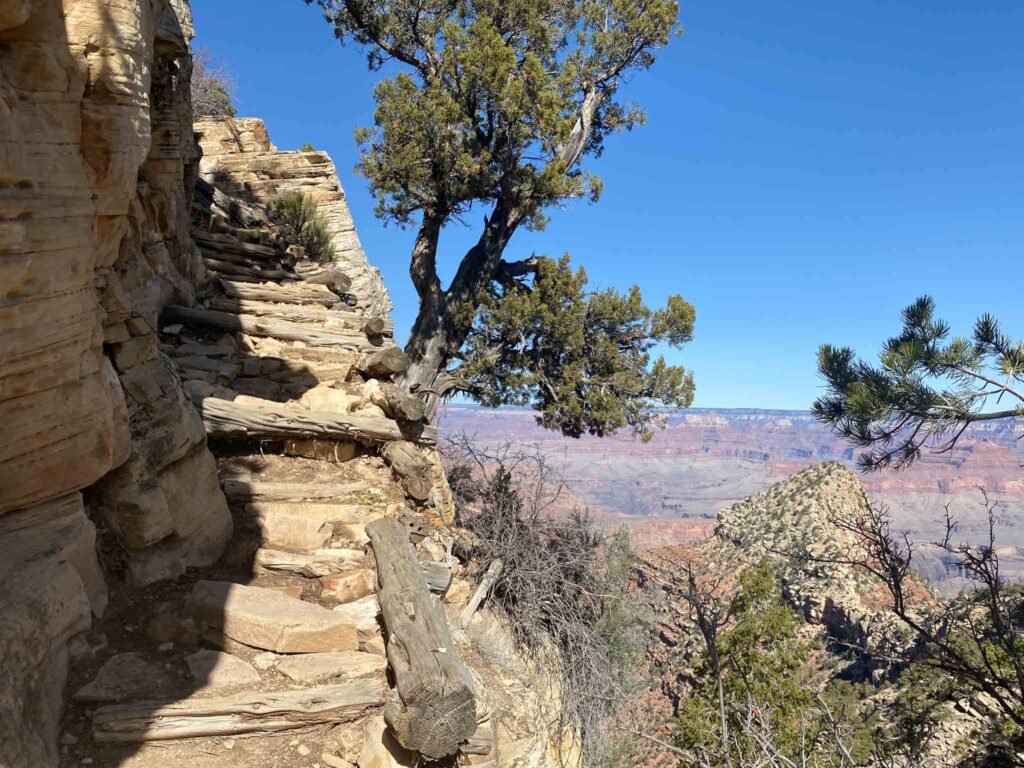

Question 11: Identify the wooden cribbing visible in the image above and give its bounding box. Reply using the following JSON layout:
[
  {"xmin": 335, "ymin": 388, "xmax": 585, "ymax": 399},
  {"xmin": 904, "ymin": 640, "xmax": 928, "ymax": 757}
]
[
  {"xmin": 367, "ymin": 518, "xmax": 476, "ymax": 759},
  {"xmin": 193, "ymin": 396, "xmax": 437, "ymax": 445},
  {"xmin": 92, "ymin": 679, "xmax": 386, "ymax": 743},
  {"xmin": 206, "ymin": 297, "xmax": 393, "ymax": 335},
  {"xmin": 164, "ymin": 306, "xmax": 391, "ymax": 350},
  {"xmin": 219, "ymin": 279, "xmax": 344, "ymax": 307}
]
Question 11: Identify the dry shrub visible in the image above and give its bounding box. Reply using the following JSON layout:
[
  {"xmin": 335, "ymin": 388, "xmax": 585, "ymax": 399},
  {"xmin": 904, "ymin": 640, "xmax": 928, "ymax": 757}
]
[
  {"xmin": 443, "ymin": 434, "xmax": 648, "ymax": 767},
  {"xmin": 191, "ymin": 47, "xmax": 237, "ymax": 118}
]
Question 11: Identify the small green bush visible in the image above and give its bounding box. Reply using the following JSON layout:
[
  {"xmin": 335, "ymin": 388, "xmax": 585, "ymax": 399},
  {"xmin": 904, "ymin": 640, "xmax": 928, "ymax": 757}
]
[
  {"xmin": 273, "ymin": 192, "xmax": 336, "ymax": 264},
  {"xmin": 299, "ymin": 142, "xmax": 316, "ymax": 152}
]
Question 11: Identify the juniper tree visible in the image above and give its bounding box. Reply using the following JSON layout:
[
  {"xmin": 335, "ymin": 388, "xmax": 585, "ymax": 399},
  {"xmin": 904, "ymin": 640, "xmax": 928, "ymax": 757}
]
[
  {"xmin": 306, "ymin": 0, "xmax": 695, "ymax": 435},
  {"xmin": 814, "ymin": 296, "xmax": 1024, "ymax": 471}
]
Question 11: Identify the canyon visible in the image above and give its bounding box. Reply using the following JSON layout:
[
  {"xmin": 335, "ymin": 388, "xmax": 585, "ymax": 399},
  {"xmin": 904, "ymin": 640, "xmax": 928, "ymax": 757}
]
[{"xmin": 440, "ymin": 405, "xmax": 1024, "ymax": 593}]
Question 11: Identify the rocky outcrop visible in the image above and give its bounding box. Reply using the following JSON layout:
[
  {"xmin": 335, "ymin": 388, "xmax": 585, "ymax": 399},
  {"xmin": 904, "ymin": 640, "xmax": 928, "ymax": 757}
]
[
  {"xmin": 0, "ymin": 1, "xmax": 229, "ymax": 763},
  {"xmin": 194, "ymin": 116, "xmax": 392, "ymax": 318}
]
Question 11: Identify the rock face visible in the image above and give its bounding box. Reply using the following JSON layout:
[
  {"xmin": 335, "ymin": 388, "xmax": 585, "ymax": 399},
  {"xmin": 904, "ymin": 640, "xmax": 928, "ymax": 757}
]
[
  {"xmin": 194, "ymin": 116, "xmax": 392, "ymax": 318},
  {"xmin": 0, "ymin": 1, "xmax": 229, "ymax": 764}
]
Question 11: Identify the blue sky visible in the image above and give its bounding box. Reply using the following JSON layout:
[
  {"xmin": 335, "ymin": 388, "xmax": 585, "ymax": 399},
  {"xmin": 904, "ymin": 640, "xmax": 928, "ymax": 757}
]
[{"xmin": 192, "ymin": 1, "xmax": 1024, "ymax": 410}]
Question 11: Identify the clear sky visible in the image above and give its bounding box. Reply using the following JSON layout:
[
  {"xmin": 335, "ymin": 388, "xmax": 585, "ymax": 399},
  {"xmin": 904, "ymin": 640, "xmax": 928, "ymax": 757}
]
[{"xmin": 191, "ymin": 1, "xmax": 1024, "ymax": 411}]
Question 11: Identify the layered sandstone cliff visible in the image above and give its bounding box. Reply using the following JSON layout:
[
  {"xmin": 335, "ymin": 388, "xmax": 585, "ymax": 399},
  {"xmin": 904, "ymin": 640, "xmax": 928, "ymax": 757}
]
[
  {"xmin": 1, "ymin": 1, "xmax": 227, "ymax": 763},
  {"xmin": 193, "ymin": 116, "xmax": 392, "ymax": 318}
]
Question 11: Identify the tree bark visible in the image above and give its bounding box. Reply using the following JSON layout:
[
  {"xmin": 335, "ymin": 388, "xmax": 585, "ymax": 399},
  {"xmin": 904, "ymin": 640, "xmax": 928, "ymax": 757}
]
[{"xmin": 401, "ymin": 203, "xmax": 524, "ymax": 420}]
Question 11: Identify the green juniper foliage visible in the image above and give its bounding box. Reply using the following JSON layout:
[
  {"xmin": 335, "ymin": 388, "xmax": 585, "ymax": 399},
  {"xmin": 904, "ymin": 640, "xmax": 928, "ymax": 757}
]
[
  {"xmin": 814, "ymin": 296, "xmax": 1024, "ymax": 470},
  {"xmin": 675, "ymin": 561, "xmax": 876, "ymax": 767},
  {"xmin": 463, "ymin": 254, "xmax": 694, "ymax": 439},
  {"xmin": 306, "ymin": 0, "xmax": 693, "ymax": 431},
  {"xmin": 272, "ymin": 192, "xmax": 337, "ymax": 264}
]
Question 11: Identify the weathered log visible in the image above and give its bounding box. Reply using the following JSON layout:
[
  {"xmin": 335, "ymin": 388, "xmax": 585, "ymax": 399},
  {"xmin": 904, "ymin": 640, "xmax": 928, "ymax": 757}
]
[
  {"xmin": 382, "ymin": 441, "xmax": 435, "ymax": 501},
  {"xmin": 222, "ymin": 479, "xmax": 370, "ymax": 501},
  {"xmin": 207, "ymin": 297, "xmax": 393, "ymax": 334},
  {"xmin": 201, "ymin": 252, "xmax": 298, "ymax": 281},
  {"xmin": 92, "ymin": 678, "xmax": 387, "ymax": 743},
  {"xmin": 192, "ymin": 228, "xmax": 285, "ymax": 263},
  {"xmin": 220, "ymin": 278, "xmax": 343, "ymax": 307},
  {"xmin": 255, "ymin": 548, "xmax": 365, "ymax": 578},
  {"xmin": 209, "ymin": 271, "xmax": 262, "ymax": 283},
  {"xmin": 419, "ymin": 560, "xmax": 453, "ymax": 595},
  {"xmin": 359, "ymin": 347, "xmax": 410, "ymax": 378},
  {"xmin": 194, "ymin": 396, "xmax": 437, "ymax": 445},
  {"xmin": 366, "ymin": 518, "xmax": 476, "ymax": 759},
  {"xmin": 460, "ymin": 559, "xmax": 503, "ymax": 628},
  {"xmin": 165, "ymin": 306, "xmax": 390, "ymax": 350}
]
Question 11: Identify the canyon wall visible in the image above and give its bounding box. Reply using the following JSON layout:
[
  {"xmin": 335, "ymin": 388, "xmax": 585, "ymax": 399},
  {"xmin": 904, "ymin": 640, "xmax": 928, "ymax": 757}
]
[{"xmin": 0, "ymin": 1, "xmax": 229, "ymax": 763}]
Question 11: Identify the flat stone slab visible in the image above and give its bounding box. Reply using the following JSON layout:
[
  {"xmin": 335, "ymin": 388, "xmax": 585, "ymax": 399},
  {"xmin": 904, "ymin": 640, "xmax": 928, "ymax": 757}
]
[
  {"xmin": 276, "ymin": 651, "xmax": 386, "ymax": 685},
  {"xmin": 332, "ymin": 594, "xmax": 382, "ymax": 648},
  {"xmin": 186, "ymin": 649, "xmax": 260, "ymax": 689},
  {"xmin": 74, "ymin": 653, "xmax": 173, "ymax": 702},
  {"xmin": 184, "ymin": 580, "xmax": 358, "ymax": 653}
]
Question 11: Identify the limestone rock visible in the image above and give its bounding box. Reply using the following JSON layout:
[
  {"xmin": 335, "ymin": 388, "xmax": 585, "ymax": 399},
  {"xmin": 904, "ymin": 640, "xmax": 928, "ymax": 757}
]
[
  {"xmin": 276, "ymin": 650, "xmax": 386, "ymax": 685},
  {"xmin": 358, "ymin": 716, "xmax": 416, "ymax": 768},
  {"xmin": 184, "ymin": 581, "xmax": 358, "ymax": 653},
  {"xmin": 186, "ymin": 649, "xmax": 261, "ymax": 689},
  {"xmin": 321, "ymin": 568, "xmax": 376, "ymax": 605},
  {"xmin": 332, "ymin": 594, "xmax": 383, "ymax": 650},
  {"xmin": 74, "ymin": 653, "xmax": 173, "ymax": 702}
]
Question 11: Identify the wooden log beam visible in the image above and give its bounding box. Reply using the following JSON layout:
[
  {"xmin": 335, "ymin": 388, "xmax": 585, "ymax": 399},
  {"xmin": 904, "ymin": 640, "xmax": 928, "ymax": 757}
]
[
  {"xmin": 255, "ymin": 548, "xmax": 366, "ymax": 578},
  {"xmin": 207, "ymin": 297, "xmax": 393, "ymax": 335},
  {"xmin": 366, "ymin": 518, "xmax": 476, "ymax": 759},
  {"xmin": 92, "ymin": 678, "xmax": 387, "ymax": 743},
  {"xmin": 194, "ymin": 396, "xmax": 437, "ymax": 445},
  {"xmin": 220, "ymin": 278, "xmax": 344, "ymax": 307},
  {"xmin": 221, "ymin": 478, "xmax": 371, "ymax": 502},
  {"xmin": 460, "ymin": 559, "xmax": 503, "ymax": 628},
  {"xmin": 192, "ymin": 228, "xmax": 286, "ymax": 263},
  {"xmin": 165, "ymin": 306, "xmax": 391, "ymax": 350}
]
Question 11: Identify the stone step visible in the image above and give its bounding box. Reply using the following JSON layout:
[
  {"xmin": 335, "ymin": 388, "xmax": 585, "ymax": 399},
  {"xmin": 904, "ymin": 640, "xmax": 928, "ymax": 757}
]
[
  {"xmin": 276, "ymin": 650, "xmax": 386, "ymax": 685},
  {"xmin": 184, "ymin": 580, "xmax": 359, "ymax": 653}
]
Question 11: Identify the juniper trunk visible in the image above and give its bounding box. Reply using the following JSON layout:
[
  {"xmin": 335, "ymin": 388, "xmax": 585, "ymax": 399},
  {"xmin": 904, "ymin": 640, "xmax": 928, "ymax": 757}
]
[{"xmin": 401, "ymin": 204, "xmax": 524, "ymax": 421}]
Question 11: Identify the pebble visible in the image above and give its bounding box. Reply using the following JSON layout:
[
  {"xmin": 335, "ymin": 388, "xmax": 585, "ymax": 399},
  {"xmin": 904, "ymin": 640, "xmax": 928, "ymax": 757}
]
[
  {"xmin": 297, "ymin": 744, "xmax": 311, "ymax": 756},
  {"xmin": 223, "ymin": 739, "xmax": 235, "ymax": 750},
  {"xmin": 158, "ymin": 642, "xmax": 174, "ymax": 652},
  {"xmin": 81, "ymin": 760, "xmax": 93, "ymax": 765},
  {"xmin": 60, "ymin": 733, "xmax": 78, "ymax": 746}
]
